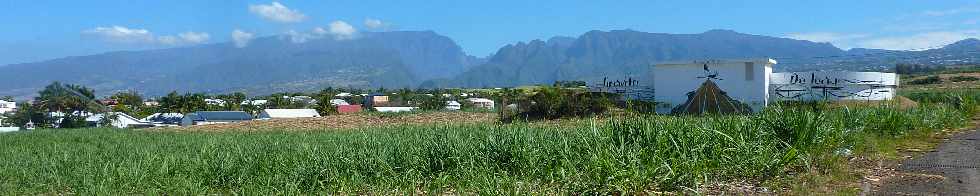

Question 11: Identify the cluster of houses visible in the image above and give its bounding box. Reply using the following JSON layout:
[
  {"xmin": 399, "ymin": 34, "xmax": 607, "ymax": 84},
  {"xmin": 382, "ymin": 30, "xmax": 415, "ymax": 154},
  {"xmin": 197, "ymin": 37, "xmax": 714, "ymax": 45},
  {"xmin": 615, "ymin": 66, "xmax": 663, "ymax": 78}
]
[
  {"xmin": 0, "ymin": 92, "xmax": 500, "ymax": 130},
  {"xmin": 0, "ymin": 100, "xmax": 19, "ymax": 132}
]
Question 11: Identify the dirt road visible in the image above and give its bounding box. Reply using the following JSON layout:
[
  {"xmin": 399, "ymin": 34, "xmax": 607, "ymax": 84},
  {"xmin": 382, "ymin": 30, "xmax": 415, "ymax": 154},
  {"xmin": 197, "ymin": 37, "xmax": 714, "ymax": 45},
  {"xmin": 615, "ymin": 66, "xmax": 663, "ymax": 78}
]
[{"xmin": 875, "ymin": 129, "xmax": 980, "ymax": 195}]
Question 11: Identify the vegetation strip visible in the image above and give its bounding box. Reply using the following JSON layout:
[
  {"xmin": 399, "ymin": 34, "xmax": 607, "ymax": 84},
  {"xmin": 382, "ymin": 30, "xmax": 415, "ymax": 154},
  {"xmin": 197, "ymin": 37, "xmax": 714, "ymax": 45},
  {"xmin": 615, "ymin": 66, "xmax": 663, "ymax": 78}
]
[{"xmin": 1, "ymin": 90, "xmax": 976, "ymax": 194}]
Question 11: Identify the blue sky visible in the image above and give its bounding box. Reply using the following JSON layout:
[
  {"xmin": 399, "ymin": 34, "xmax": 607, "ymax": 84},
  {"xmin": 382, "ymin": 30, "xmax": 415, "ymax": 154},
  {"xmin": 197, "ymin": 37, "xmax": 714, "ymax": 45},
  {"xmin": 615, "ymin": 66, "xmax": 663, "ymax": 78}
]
[{"xmin": 1, "ymin": 0, "xmax": 979, "ymax": 65}]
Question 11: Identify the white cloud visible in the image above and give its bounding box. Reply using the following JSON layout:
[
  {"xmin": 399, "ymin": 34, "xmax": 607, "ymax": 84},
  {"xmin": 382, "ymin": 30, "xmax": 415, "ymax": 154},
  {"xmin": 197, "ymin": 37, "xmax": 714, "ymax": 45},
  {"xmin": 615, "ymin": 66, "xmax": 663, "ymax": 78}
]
[
  {"xmin": 82, "ymin": 26, "xmax": 155, "ymax": 43},
  {"xmin": 82, "ymin": 26, "xmax": 209, "ymax": 46},
  {"xmin": 249, "ymin": 2, "xmax": 306, "ymax": 23},
  {"xmin": 364, "ymin": 18, "xmax": 387, "ymax": 30},
  {"xmin": 784, "ymin": 32, "xmax": 870, "ymax": 49},
  {"xmin": 156, "ymin": 35, "xmax": 180, "ymax": 45},
  {"xmin": 312, "ymin": 27, "xmax": 328, "ymax": 35},
  {"xmin": 858, "ymin": 31, "xmax": 980, "ymax": 50},
  {"xmin": 178, "ymin": 32, "xmax": 210, "ymax": 44},
  {"xmin": 923, "ymin": 8, "xmax": 980, "ymax": 17},
  {"xmin": 284, "ymin": 30, "xmax": 314, "ymax": 43},
  {"xmin": 328, "ymin": 20, "xmax": 357, "ymax": 40},
  {"xmin": 283, "ymin": 22, "xmax": 359, "ymax": 44},
  {"xmin": 231, "ymin": 29, "xmax": 255, "ymax": 48}
]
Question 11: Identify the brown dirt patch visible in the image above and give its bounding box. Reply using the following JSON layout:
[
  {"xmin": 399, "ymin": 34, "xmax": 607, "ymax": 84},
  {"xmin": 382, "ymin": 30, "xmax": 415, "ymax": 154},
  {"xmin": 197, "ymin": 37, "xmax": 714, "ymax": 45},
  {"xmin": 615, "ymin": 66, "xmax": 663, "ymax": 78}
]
[{"xmin": 158, "ymin": 112, "xmax": 497, "ymax": 132}]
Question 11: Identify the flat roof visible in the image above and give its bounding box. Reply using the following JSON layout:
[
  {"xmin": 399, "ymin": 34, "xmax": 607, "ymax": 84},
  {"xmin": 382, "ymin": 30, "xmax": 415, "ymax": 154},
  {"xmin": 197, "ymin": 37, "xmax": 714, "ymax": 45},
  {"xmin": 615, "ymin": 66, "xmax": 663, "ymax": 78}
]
[{"xmin": 655, "ymin": 58, "xmax": 778, "ymax": 67}]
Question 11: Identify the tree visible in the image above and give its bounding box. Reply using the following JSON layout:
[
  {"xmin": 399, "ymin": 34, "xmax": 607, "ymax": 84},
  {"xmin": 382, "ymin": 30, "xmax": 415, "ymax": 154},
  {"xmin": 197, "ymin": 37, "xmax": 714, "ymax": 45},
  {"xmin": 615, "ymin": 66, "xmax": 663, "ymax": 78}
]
[
  {"xmin": 216, "ymin": 92, "xmax": 246, "ymax": 111},
  {"xmin": 37, "ymin": 82, "xmax": 98, "ymax": 113},
  {"xmin": 110, "ymin": 90, "xmax": 146, "ymax": 118},
  {"xmin": 418, "ymin": 95, "xmax": 447, "ymax": 111},
  {"xmin": 158, "ymin": 91, "xmax": 206, "ymax": 113},
  {"xmin": 7, "ymin": 102, "xmax": 49, "ymax": 128}
]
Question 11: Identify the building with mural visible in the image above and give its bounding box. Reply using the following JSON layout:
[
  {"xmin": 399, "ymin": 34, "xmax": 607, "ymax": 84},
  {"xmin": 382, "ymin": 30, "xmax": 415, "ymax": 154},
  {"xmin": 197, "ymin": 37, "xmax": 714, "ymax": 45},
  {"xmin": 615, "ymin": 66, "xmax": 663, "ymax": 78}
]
[
  {"xmin": 653, "ymin": 59, "xmax": 776, "ymax": 114},
  {"xmin": 588, "ymin": 58, "xmax": 899, "ymax": 115},
  {"xmin": 770, "ymin": 72, "xmax": 898, "ymax": 101}
]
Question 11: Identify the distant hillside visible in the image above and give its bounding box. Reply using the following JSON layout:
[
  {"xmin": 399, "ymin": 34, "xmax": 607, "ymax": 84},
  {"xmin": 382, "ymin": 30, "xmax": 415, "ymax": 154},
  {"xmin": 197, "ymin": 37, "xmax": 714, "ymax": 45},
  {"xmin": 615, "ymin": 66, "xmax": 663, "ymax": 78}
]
[
  {"xmin": 423, "ymin": 29, "xmax": 846, "ymax": 88},
  {"xmin": 0, "ymin": 31, "xmax": 479, "ymax": 98},
  {"xmin": 5, "ymin": 29, "xmax": 980, "ymax": 98}
]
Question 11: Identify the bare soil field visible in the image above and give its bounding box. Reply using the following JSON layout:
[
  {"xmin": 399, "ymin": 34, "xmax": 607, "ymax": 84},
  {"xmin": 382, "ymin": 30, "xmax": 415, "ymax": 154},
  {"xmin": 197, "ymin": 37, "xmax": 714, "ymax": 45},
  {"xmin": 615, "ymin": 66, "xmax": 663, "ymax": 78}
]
[{"xmin": 162, "ymin": 111, "xmax": 497, "ymax": 131}]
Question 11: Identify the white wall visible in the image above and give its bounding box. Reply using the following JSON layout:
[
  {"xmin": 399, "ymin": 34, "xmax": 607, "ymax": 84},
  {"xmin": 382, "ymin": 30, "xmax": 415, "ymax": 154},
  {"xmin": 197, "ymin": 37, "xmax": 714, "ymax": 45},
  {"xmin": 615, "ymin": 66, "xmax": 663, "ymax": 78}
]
[
  {"xmin": 588, "ymin": 73, "xmax": 655, "ymax": 101},
  {"xmin": 654, "ymin": 59, "xmax": 776, "ymax": 114},
  {"xmin": 770, "ymin": 72, "xmax": 898, "ymax": 101}
]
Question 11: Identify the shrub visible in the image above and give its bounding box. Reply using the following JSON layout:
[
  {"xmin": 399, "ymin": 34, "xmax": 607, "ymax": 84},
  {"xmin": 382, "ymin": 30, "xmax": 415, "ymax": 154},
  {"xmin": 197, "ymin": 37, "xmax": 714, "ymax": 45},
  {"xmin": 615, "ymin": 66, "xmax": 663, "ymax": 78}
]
[
  {"xmin": 417, "ymin": 95, "xmax": 447, "ymax": 111},
  {"xmin": 908, "ymin": 76, "xmax": 942, "ymax": 85},
  {"xmin": 950, "ymin": 75, "xmax": 979, "ymax": 82},
  {"xmin": 505, "ymin": 87, "xmax": 614, "ymax": 121}
]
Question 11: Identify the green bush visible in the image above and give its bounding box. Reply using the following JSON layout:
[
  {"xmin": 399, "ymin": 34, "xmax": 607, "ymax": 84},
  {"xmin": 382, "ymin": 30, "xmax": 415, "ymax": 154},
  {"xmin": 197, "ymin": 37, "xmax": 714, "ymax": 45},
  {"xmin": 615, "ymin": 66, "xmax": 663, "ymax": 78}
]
[
  {"xmin": 908, "ymin": 75, "xmax": 942, "ymax": 85},
  {"xmin": 950, "ymin": 75, "xmax": 979, "ymax": 82},
  {"xmin": 506, "ymin": 87, "xmax": 614, "ymax": 121}
]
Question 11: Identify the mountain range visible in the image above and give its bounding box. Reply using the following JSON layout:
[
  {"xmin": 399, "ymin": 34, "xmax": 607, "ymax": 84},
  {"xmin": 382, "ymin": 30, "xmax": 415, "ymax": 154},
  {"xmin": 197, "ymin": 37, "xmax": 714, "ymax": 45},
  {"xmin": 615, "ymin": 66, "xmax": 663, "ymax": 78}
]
[{"xmin": 2, "ymin": 29, "xmax": 979, "ymax": 98}]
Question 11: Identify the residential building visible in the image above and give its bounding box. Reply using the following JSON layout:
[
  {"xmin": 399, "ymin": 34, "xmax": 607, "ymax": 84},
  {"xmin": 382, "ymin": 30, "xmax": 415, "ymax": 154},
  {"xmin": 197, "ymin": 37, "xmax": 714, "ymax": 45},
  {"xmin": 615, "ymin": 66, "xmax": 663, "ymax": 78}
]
[
  {"xmin": 329, "ymin": 99, "xmax": 349, "ymax": 106},
  {"xmin": 374, "ymin": 107, "xmax": 416, "ymax": 113},
  {"xmin": 0, "ymin": 100, "xmax": 16, "ymax": 114},
  {"xmin": 86, "ymin": 112, "xmax": 153, "ymax": 128},
  {"xmin": 181, "ymin": 111, "xmax": 252, "ymax": 126},
  {"xmin": 205, "ymin": 99, "xmax": 226, "ymax": 106},
  {"xmin": 465, "ymin": 98, "xmax": 495, "ymax": 110},
  {"xmin": 258, "ymin": 109, "xmax": 321, "ymax": 119},
  {"xmin": 337, "ymin": 105, "xmax": 362, "ymax": 114},
  {"xmin": 364, "ymin": 94, "xmax": 389, "ymax": 108},
  {"xmin": 445, "ymin": 101, "xmax": 461, "ymax": 111},
  {"xmin": 141, "ymin": 113, "xmax": 184, "ymax": 126}
]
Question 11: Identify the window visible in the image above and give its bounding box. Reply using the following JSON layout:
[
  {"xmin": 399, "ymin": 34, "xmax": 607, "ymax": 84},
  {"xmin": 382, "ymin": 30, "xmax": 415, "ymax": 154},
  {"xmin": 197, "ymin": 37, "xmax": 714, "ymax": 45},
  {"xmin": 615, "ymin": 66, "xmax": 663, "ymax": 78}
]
[{"xmin": 745, "ymin": 62, "xmax": 754, "ymax": 81}]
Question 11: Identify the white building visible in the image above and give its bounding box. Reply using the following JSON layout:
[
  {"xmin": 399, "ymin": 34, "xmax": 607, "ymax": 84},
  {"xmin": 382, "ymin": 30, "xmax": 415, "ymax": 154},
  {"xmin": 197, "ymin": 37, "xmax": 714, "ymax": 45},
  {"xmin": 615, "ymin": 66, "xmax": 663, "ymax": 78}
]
[
  {"xmin": 374, "ymin": 107, "xmax": 416, "ymax": 113},
  {"xmin": 205, "ymin": 99, "xmax": 226, "ymax": 106},
  {"xmin": 465, "ymin": 98, "xmax": 495, "ymax": 110},
  {"xmin": 445, "ymin": 101, "xmax": 461, "ymax": 111},
  {"xmin": 181, "ymin": 111, "xmax": 253, "ymax": 126},
  {"xmin": 141, "ymin": 113, "xmax": 184, "ymax": 126},
  {"xmin": 257, "ymin": 109, "xmax": 321, "ymax": 119},
  {"xmin": 770, "ymin": 71, "xmax": 898, "ymax": 101},
  {"xmin": 0, "ymin": 100, "xmax": 16, "ymax": 114},
  {"xmin": 241, "ymin": 100, "xmax": 268, "ymax": 106},
  {"xmin": 0, "ymin": 116, "xmax": 18, "ymax": 132},
  {"xmin": 86, "ymin": 112, "xmax": 153, "ymax": 128},
  {"xmin": 654, "ymin": 59, "xmax": 776, "ymax": 114},
  {"xmin": 329, "ymin": 99, "xmax": 349, "ymax": 106}
]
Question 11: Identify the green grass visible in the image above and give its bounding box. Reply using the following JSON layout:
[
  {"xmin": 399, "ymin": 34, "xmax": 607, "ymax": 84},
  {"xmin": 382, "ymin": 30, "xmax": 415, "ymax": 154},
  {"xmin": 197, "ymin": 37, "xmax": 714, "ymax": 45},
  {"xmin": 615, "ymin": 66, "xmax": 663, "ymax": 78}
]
[{"xmin": 0, "ymin": 94, "xmax": 976, "ymax": 194}]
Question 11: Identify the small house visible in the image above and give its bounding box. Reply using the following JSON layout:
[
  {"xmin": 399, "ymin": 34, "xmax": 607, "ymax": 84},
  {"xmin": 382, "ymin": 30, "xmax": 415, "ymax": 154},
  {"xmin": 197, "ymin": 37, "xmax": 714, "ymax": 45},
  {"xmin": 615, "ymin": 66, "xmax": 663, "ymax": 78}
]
[
  {"xmin": 181, "ymin": 111, "xmax": 253, "ymax": 126},
  {"xmin": 143, "ymin": 101, "xmax": 160, "ymax": 107},
  {"xmin": 465, "ymin": 98, "xmax": 495, "ymax": 110},
  {"xmin": 241, "ymin": 100, "xmax": 268, "ymax": 106},
  {"xmin": 0, "ymin": 100, "xmax": 16, "ymax": 114},
  {"xmin": 205, "ymin": 99, "xmax": 226, "ymax": 106},
  {"xmin": 364, "ymin": 94, "xmax": 390, "ymax": 108},
  {"xmin": 290, "ymin": 96, "xmax": 318, "ymax": 105},
  {"xmin": 337, "ymin": 105, "xmax": 362, "ymax": 114},
  {"xmin": 374, "ymin": 107, "xmax": 416, "ymax": 113},
  {"xmin": 258, "ymin": 109, "xmax": 321, "ymax": 119},
  {"xmin": 142, "ymin": 113, "xmax": 184, "ymax": 126},
  {"xmin": 329, "ymin": 99, "xmax": 349, "ymax": 106},
  {"xmin": 0, "ymin": 116, "xmax": 18, "ymax": 132},
  {"xmin": 445, "ymin": 101, "xmax": 461, "ymax": 111},
  {"xmin": 86, "ymin": 112, "xmax": 153, "ymax": 128}
]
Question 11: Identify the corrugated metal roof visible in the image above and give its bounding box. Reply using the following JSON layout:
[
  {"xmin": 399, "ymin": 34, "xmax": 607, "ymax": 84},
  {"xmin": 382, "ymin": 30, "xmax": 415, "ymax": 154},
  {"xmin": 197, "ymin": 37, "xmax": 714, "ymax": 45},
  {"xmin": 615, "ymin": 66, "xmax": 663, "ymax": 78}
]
[
  {"xmin": 187, "ymin": 111, "xmax": 253, "ymax": 121},
  {"xmin": 259, "ymin": 109, "xmax": 320, "ymax": 118}
]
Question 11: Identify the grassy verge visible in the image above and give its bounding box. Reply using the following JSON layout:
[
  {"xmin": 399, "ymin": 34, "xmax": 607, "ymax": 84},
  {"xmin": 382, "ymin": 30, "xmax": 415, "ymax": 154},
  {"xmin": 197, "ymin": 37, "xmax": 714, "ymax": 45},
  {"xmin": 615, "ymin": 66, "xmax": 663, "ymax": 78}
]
[
  {"xmin": 771, "ymin": 89, "xmax": 980, "ymax": 194},
  {"xmin": 0, "ymin": 92, "xmax": 976, "ymax": 194}
]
